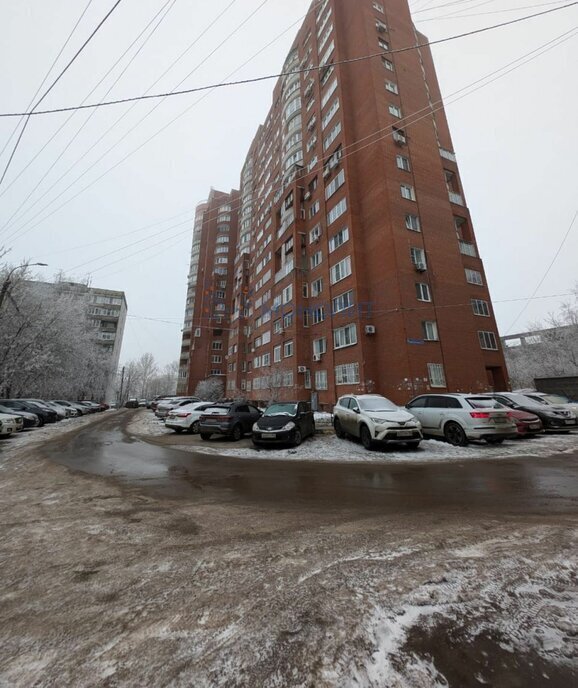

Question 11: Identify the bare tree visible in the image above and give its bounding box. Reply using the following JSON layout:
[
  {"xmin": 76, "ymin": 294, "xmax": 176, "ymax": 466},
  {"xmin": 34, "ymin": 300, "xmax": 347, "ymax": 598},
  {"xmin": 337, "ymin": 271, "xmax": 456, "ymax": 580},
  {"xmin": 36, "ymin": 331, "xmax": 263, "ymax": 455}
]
[{"xmin": 194, "ymin": 378, "xmax": 224, "ymax": 401}]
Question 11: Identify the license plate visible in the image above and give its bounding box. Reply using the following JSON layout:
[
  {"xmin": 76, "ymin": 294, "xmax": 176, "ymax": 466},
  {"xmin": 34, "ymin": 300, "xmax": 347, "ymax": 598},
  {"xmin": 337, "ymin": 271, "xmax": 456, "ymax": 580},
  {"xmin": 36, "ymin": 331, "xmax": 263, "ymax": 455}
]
[
  {"xmin": 397, "ymin": 430, "xmax": 413, "ymax": 437},
  {"xmin": 261, "ymin": 432, "xmax": 276, "ymax": 439},
  {"xmin": 530, "ymin": 424, "xmax": 541, "ymax": 430},
  {"xmin": 493, "ymin": 417, "xmax": 507, "ymax": 424},
  {"xmin": 565, "ymin": 420, "xmax": 575, "ymax": 425}
]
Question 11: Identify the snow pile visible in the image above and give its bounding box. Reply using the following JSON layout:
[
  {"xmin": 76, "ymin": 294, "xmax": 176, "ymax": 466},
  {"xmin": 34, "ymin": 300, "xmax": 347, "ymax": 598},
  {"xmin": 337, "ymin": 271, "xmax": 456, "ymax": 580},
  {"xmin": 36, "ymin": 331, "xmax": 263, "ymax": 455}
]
[
  {"xmin": 314, "ymin": 411, "xmax": 333, "ymax": 428},
  {"xmin": 190, "ymin": 431, "xmax": 578, "ymax": 464},
  {"xmin": 127, "ymin": 411, "xmax": 173, "ymax": 437}
]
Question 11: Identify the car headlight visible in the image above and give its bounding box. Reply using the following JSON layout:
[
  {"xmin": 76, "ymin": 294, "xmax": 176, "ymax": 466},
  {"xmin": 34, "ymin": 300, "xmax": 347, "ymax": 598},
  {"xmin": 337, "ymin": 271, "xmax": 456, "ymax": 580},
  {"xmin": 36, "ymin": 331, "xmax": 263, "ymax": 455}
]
[
  {"xmin": 281, "ymin": 421, "xmax": 296, "ymax": 431},
  {"xmin": 370, "ymin": 417, "xmax": 384, "ymax": 424},
  {"xmin": 252, "ymin": 422, "xmax": 260, "ymax": 432}
]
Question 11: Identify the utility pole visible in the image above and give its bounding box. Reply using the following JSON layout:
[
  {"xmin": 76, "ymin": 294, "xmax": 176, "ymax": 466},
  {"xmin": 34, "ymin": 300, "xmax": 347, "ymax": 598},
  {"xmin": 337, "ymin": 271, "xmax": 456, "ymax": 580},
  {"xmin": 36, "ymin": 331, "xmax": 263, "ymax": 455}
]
[{"xmin": 118, "ymin": 366, "xmax": 125, "ymax": 406}]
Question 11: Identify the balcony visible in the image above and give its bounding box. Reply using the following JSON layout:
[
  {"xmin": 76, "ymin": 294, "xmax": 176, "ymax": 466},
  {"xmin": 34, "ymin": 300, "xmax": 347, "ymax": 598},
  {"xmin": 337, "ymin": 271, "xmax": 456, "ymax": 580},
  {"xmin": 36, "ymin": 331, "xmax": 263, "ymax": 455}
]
[
  {"xmin": 275, "ymin": 259, "xmax": 295, "ymax": 284},
  {"xmin": 459, "ymin": 240, "xmax": 477, "ymax": 257},
  {"xmin": 439, "ymin": 148, "xmax": 457, "ymax": 162},
  {"xmin": 277, "ymin": 211, "xmax": 295, "ymax": 239},
  {"xmin": 449, "ymin": 191, "xmax": 464, "ymax": 206}
]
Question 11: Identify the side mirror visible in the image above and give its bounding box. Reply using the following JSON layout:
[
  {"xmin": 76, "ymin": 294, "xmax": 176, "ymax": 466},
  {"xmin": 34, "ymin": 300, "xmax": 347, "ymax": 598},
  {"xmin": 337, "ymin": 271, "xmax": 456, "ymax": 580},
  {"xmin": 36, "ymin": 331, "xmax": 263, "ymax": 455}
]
[{"xmin": 354, "ymin": 408, "xmax": 361, "ymax": 414}]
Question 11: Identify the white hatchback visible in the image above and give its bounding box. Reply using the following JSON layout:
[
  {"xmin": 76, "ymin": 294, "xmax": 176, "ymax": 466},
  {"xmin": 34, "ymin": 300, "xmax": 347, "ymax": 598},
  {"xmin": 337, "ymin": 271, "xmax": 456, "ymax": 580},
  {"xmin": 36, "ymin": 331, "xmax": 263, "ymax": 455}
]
[
  {"xmin": 333, "ymin": 394, "xmax": 423, "ymax": 450},
  {"xmin": 406, "ymin": 394, "xmax": 517, "ymax": 446},
  {"xmin": 165, "ymin": 402, "xmax": 216, "ymax": 434},
  {"xmin": 0, "ymin": 412, "xmax": 24, "ymax": 437}
]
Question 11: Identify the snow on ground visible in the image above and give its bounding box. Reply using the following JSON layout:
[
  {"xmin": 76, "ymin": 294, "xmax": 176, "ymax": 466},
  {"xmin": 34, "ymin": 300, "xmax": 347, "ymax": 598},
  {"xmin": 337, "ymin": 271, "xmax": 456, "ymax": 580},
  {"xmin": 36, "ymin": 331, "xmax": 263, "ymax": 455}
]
[
  {"xmin": 0, "ymin": 412, "xmax": 114, "ymax": 468},
  {"xmin": 128, "ymin": 412, "xmax": 174, "ymax": 437},
  {"xmin": 190, "ymin": 431, "xmax": 578, "ymax": 463}
]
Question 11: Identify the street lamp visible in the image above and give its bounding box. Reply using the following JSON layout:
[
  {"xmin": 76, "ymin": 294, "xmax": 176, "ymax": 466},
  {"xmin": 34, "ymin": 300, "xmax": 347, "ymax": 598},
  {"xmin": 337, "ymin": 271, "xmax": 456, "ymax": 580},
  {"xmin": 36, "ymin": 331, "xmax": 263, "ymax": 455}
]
[{"xmin": 0, "ymin": 262, "xmax": 48, "ymax": 310}]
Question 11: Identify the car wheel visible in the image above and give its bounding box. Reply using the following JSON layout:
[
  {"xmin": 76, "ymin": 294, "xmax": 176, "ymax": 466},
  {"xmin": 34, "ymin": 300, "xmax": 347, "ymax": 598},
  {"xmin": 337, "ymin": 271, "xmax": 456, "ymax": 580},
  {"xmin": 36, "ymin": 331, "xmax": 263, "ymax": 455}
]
[
  {"xmin": 360, "ymin": 425, "xmax": 373, "ymax": 450},
  {"xmin": 231, "ymin": 424, "xmax": 243, "ymax": 441},
  {"xmin": 200, "ymin": 433, "xmax": 212, "ymax": 441},
  {"xmin": 444, "ymin": 422, "xmax": 468, "ymax": 447},
  {"xmin": 486, "ymin": 438, "xmax": 505, "ymax": 444},
  {"xmin": 334, "ymin": 418, "xmax": 345, "ymax": 438},
  {"xmin": 293, "ymin": 429, "xmax": 302, "ymax": 447},
  {"xmin": 188, "ymin": 420, "xmax": 200, "ymax": 435},
  {"xmin": 173, "ymin": 428, "xmax": 183, "ymax": 434},
  {"xmin": 37, "ymin": 418, "xmax": 45, "ymax": 427}
]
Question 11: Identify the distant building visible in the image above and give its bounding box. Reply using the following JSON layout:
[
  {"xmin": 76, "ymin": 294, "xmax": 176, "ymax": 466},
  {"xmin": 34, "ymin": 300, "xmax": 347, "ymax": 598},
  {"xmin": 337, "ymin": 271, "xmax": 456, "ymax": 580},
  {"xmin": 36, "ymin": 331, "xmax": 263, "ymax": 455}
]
[
  {"xmin": 502, "ymin": 324, "xmax": 578, "ymax": 391},
  {"xmin": 26, "ymin": 280, "xmax": 127, "ymax": 400}
]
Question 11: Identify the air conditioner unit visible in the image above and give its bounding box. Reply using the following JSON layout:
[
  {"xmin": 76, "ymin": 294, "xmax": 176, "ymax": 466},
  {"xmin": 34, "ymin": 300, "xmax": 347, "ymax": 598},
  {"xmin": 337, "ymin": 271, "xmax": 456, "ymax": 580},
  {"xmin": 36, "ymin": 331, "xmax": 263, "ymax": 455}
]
[
  {"xmin": 297, "ymin": 366, "xmax": 307, "ymax": 373},
  {"xmin": 313, "ymin": 353, "xmax": 322, "ymax": 362},
  {"xmin": 414, "ymin": 263, "xmax": 427, "ymax": 273},
  {"xmin": 365, "ymin": 325, "xmax": 376, "ymax": 335},
  {"xmin": 303, "ymin": 191, "xmax": 311, "ymax": 201}
]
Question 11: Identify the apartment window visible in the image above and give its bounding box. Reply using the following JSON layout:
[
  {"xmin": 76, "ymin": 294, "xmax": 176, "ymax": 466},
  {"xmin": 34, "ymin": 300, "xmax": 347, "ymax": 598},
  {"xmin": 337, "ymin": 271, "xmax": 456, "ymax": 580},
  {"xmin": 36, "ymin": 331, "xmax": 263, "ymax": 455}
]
[
  {"xmin": 283, "ymin": 312, "xmax": 293, "ymax": 329},
  {"xmin": 479, "ymin": 331, "xmax": 499, "ymax": 350},
  {"xmin": 212, "ymin": 341, "xmax": 223, "ymax": 350},
  {"xmin": 327, "ymin": 197, "xmax": 347, "ymax": 225},
  {"xmin": 323, "ymin": 121, "xmax": 342, "ymax": 151},
  {"xmin": 312, "ymin": 306, "xmax": 325, "ymax": 324},
  {"xmin": 322, "ymin": 99, "xmax": 340, "ymax": 129},
  {"xmin": 315, "ymin": 370, "xmax": 328, "ymax": 390},
  {"xmin": 396, "ymin": 155, "xmax": 410, "ymax": 171},
  {"xmin": 311, "ymin": 278, "xmax": 323, "ymax": 297},
  {"xmin": 330, "ymin": 255, "xmax": 352, "ymax": 284},
  {"xmin": 385, "ymin": 81, "xmax": 398, "ymax": 94},
  {"xmin": 329, "ymin": 226, "xmax": 349, "ymax": 252},
  {"xmin": 333, "ymin": 289, "xmax": 354, "ymax": 314},
  {"xmin": 215, "ymin": 290, "xmax": 226, "ymax": 299},
  {"xmin": 283, "ymin": 371, "xmax": 294, "ymax": 388},
  {"xmin": 422, "ymin": 321, "xmax": 439, "ymax": 341},
  {"xmin": 334, "ymin": 324, "xmax": 357, "ymax": 349},
  {"xmin": 304, "ymin": 370, "xmax": 312, "ymax": 389},
  {"xmin": 274, "ymin": 319, "xmax": 282, "ymax": 334},
  {"xmin": 325, "ymin": 169, "xmax": 345, "ymax": 199},
  {"xmin": 335, "ymin": 362, "xmax": 360, "ymax": 385},
  {"xmin": 302, "ymin": 283, "xmax": 309, "ymax": 298},
  {"xmin": 472, "ymin": 299, "xmax": 490, "ymax": 317},
  {"xmin": 309, "ymin": 224, "xmax": 322, "ymax": 243},
  {"xmin": 282, "ymin": 284, "xmax": 293, "ymax": 304},
  {"xmin": 416, "ymin": 283, "xmax": 431, "ymax": 302},
  {"xmin": 410, "ymin": 247, "xmax": 427, "ymax": 270},
  {"xmin": 373, "ymin": 1, "xmax": 384, "ymax": 12},
  {"xmin": 378, "ymin": 37, "xmax": 389, "ymax": 51},
  {"xmin": 405, "ymin": 214, "xmax": 420, "ymax": 231},
  {"xmin": 401, "ymin": 184, "xmax": 416, "ymax": 201},
  {"xmin": 313, "ymin": 337, "xmax": 327, "ymax": 356},
  {"xmin": 383, "ymin": 57, "xmax": 394, "ymax": 71},
  {"xmin": 210, "ymin": 370, "xmax": 222, "ymax": 376},
  {"xmin": 274, "ymin": 345, "xmax": 281, "ymax": 363},
  {"xmin": 465, "ymin": 268, "xmax": 483, "ymax": 285},
  {"xmin": 310, "ymin": 250, "xmax": 323, "ymax": 269},
  {"xmin": 428, "ymin": 363, "xmax": 446, "ymax": 388},
  {"xmin": 262, "ymin": 353, "xmax": 271, "ymax": 367},
  {"xmin": 284, "ymin": 340, "xmax": 294, "ymax": 357},
  {"xmin": 389, "ymin": 104, "xmax": 402, "ymax": 118},
  {"xmin": 375, "ymin": 19, "xmax": 387, "ymax": 32},
  {"xmin": 309, "ymin": 200, "xmax": 320, "ymax": 218},
  {"xmin": 321, "ymin": 78, "xmax": 338, "ymax": 109}
]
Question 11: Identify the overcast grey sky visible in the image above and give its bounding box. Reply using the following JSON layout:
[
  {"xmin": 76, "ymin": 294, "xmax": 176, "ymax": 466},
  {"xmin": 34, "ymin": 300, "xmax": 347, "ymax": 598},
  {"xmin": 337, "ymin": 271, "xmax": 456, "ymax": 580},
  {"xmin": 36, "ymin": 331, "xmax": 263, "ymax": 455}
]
[{"xmin": 1, "ymin": 0, "xmax": 577, "ymax": 367}]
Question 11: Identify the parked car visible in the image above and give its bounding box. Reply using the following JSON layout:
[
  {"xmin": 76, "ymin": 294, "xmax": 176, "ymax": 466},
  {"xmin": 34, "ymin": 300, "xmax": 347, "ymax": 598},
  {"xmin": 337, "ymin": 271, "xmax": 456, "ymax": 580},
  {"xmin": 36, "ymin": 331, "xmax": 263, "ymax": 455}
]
[
  {"xmin": 165, "ymin": 402, "xmax": 216, "ymax": 434},
  {"xmin": 79, "ymin": 401, "xmax": 102, "ymax": 413},
  {"xmin": 138, "ymin": 399, "xmax": 147, "ymax": 407},
  {"xmin": 45, "ymin": 401, "xmax": 77, "ymax": 418},
  {"xmin": 486, "ymin": 393, "xmax": 577, "ymax": 433},
  {"xmin": 156, "ymin": 397, "xmax": 200, "ymax": 419},
  {"xmin": 333, "ymin": 394, "xmax": 423, "ymax": 450},
  {"xmin": 0, "ymin": 412, "xmax": 24, "ymax": 437},
  {"xmin": 520, "ymin": 392, "xmax": 578, "ymax": 416},
  {"xmin": 150, "ymin": 396, "xmax": 170, "ymax": 411},
  {"xmin": 406, "ymin": 394, "xmax": 517, "ymax": 446},
  {"xmin": 253, "ymin": 402, "xmax": 315, "ymax": 447},
  {"xmin": 53, "ymin": 400, "xmax": 89, "ymax": 416},
  {"xmin": 0, "ymin": 400, "xmax": 58, "ymax": 425},
  {"xmin": 503, "ymin": 407, "xmax": 544, "ymax": 437},
  {"xmin": 199, "ymin": 402, "xmax": 262, "ymax": 441},
  {"xmin": 0, "ymin": 404, "xmax": 39, "ymax": 428},
  {"xmin": 21, "ymin": 399, "xmax": 64, "ymax": 421},
  {"xmin": 125, "ymin": 399, "xmax": 139, "ymax": 409}
]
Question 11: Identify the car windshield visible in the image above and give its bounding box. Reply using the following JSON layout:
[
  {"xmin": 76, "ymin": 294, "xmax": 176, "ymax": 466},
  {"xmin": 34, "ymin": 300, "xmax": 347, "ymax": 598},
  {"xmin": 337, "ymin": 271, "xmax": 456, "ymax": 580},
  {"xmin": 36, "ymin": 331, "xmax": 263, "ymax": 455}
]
[
  {"xmin": 467, "ymin": 398, "xmax": 505, "ymax": 409},
  {"xmin": 264, "ymin": 403, "xmax": 298, "ymax": 417},
  {"xmin": 204, "ymin": 406, "xmax": 230, "ymax": 415},
  {"xmin": 358, "ymin": 397, "xmax": 398, "ymax": 412},
  {"xmin": 541, "ymin": 394, "xmax": 570, "ymax": 405}
]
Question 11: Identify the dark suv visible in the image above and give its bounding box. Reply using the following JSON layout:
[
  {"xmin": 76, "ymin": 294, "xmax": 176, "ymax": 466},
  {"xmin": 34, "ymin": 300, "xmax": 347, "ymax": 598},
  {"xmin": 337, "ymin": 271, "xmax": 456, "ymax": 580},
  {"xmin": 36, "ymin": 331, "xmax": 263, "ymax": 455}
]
[
  {"xmin": 199, "ymin": 402, "xmax": 262, "ymax": 441},
  {"xmin": 0, "ymin": 400, "xmax": 58, "ymax": 425},
  {"xmin": 487, "ymin": 393, "xmax": 577, "ymax": 432},
  {"xmin": 253, "ymin": 402, "xmax": 315, "ymax": 447}
]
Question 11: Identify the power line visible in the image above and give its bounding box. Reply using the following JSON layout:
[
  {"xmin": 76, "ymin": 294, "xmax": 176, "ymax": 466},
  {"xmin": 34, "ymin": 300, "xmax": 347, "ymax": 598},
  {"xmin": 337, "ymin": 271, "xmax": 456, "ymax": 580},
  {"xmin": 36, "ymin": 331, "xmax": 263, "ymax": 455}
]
[
  {"xmin": 0, "ymin": 0, "xmax": 126, "ymax": 188},
  {"xmin": 0, "ymin": 0, "xmax": 179, "ymax": 233},
  {"xmin": 417, "ymin": 0, "xmax": 570, "ymax": 21},
  {"xmin": 55, "ymin": 26, "xmax": 577, "ymax": 277},
  {"xmin": 0, "ymin": 0, "xmax": 322, "ymax": 246},
  {"xmin": 505, "ymin": 210, "xmax": 578, "ymax": 334},
  {"xmin": 1, "ymin": 2, "xmax": 576, "ymax": 119},
  {"xmin": 0, "ymin": 0, "xmax": 95, "ymax": 162}
]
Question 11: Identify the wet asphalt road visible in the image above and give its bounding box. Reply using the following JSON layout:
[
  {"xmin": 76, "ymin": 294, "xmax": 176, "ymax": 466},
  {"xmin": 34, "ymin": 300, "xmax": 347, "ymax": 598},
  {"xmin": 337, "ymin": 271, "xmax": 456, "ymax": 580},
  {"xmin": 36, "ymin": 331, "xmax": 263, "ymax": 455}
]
[{"xmin": 42, "ymin": 410, "xmax": 578, "ymax": 516}]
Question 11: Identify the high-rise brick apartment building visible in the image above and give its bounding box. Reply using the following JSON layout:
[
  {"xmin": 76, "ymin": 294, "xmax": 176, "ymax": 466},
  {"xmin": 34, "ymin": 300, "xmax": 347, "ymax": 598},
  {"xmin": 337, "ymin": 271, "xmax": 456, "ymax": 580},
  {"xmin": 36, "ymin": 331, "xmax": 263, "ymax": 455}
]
[
  {"xmin": 183, "ymin": 0, "xmax": 509, "ymax": 406},
  {"xmin": 177, "ymin": 188, "xmax": 239, "ymax": 395}
]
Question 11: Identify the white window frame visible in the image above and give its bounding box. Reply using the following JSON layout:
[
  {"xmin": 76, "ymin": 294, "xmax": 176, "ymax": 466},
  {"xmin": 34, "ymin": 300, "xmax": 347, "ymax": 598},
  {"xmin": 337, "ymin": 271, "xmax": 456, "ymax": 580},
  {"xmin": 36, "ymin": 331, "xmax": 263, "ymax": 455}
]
[
  {"xmin": 478, "ymin": 331, "xmax": 498, "ymax": 350},
  {"xmin": 465, "ymin": 268, "xmax": 483, "ymax": 286},
  {"xmin": 334, "ymin": 324, "xmax": 358, "ymax": 349},
  {"xmin": 335, "ymin": 362, "xmax": 360, "ymax": 385},
  {"xmin": 428, "ymin": 363, "xmax": 446, "ymax": 388},
  {"xmin": 422, "ymin": 321, "xmax": 439, "ymax": 342},
  {"xmin": 330, "ymin": 255, "xmax": 352, "ymax": 284}
]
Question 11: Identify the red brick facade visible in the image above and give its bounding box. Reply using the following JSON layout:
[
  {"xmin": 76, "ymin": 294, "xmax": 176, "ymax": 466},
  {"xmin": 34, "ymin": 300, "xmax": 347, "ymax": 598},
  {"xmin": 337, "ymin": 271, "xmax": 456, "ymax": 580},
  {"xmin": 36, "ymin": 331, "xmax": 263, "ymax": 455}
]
[{"xmin": 181, "ymin": 0, "xmax": 509, "ymax": 407}]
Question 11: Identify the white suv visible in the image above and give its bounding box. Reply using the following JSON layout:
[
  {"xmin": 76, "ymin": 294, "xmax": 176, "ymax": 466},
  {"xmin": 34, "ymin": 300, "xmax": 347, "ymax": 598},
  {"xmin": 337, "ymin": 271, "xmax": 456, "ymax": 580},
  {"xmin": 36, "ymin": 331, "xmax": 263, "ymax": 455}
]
[
  {"xmin": 406, "ymin": 394, "xmax": 517, "ymax": 446},
  {"xmin": 333, "ymin": 394, "xmax": 422, "ymax": 450},
  {"xmin": 165, "ymin": 402, "xmax": 215, "ymax": 434}
]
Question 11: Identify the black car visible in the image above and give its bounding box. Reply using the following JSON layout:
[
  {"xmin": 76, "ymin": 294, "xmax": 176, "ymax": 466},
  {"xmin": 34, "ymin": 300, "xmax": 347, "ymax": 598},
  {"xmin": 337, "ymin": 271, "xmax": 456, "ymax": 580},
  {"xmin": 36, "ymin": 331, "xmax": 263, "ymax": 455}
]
[
  {"xmin": 0, "ymin": 400, "xmax": 58, "ymax": 425},
  {"xmin": 253, "ymin": 401, "xmax": 316, "ymax": 447},
  {"xmin": 199, "ymin": 402, "xmax": 262, "ymax": 441},
  {"xmin": 488, "ymin": 393, "xmax": 577, "ymax": 432}
]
